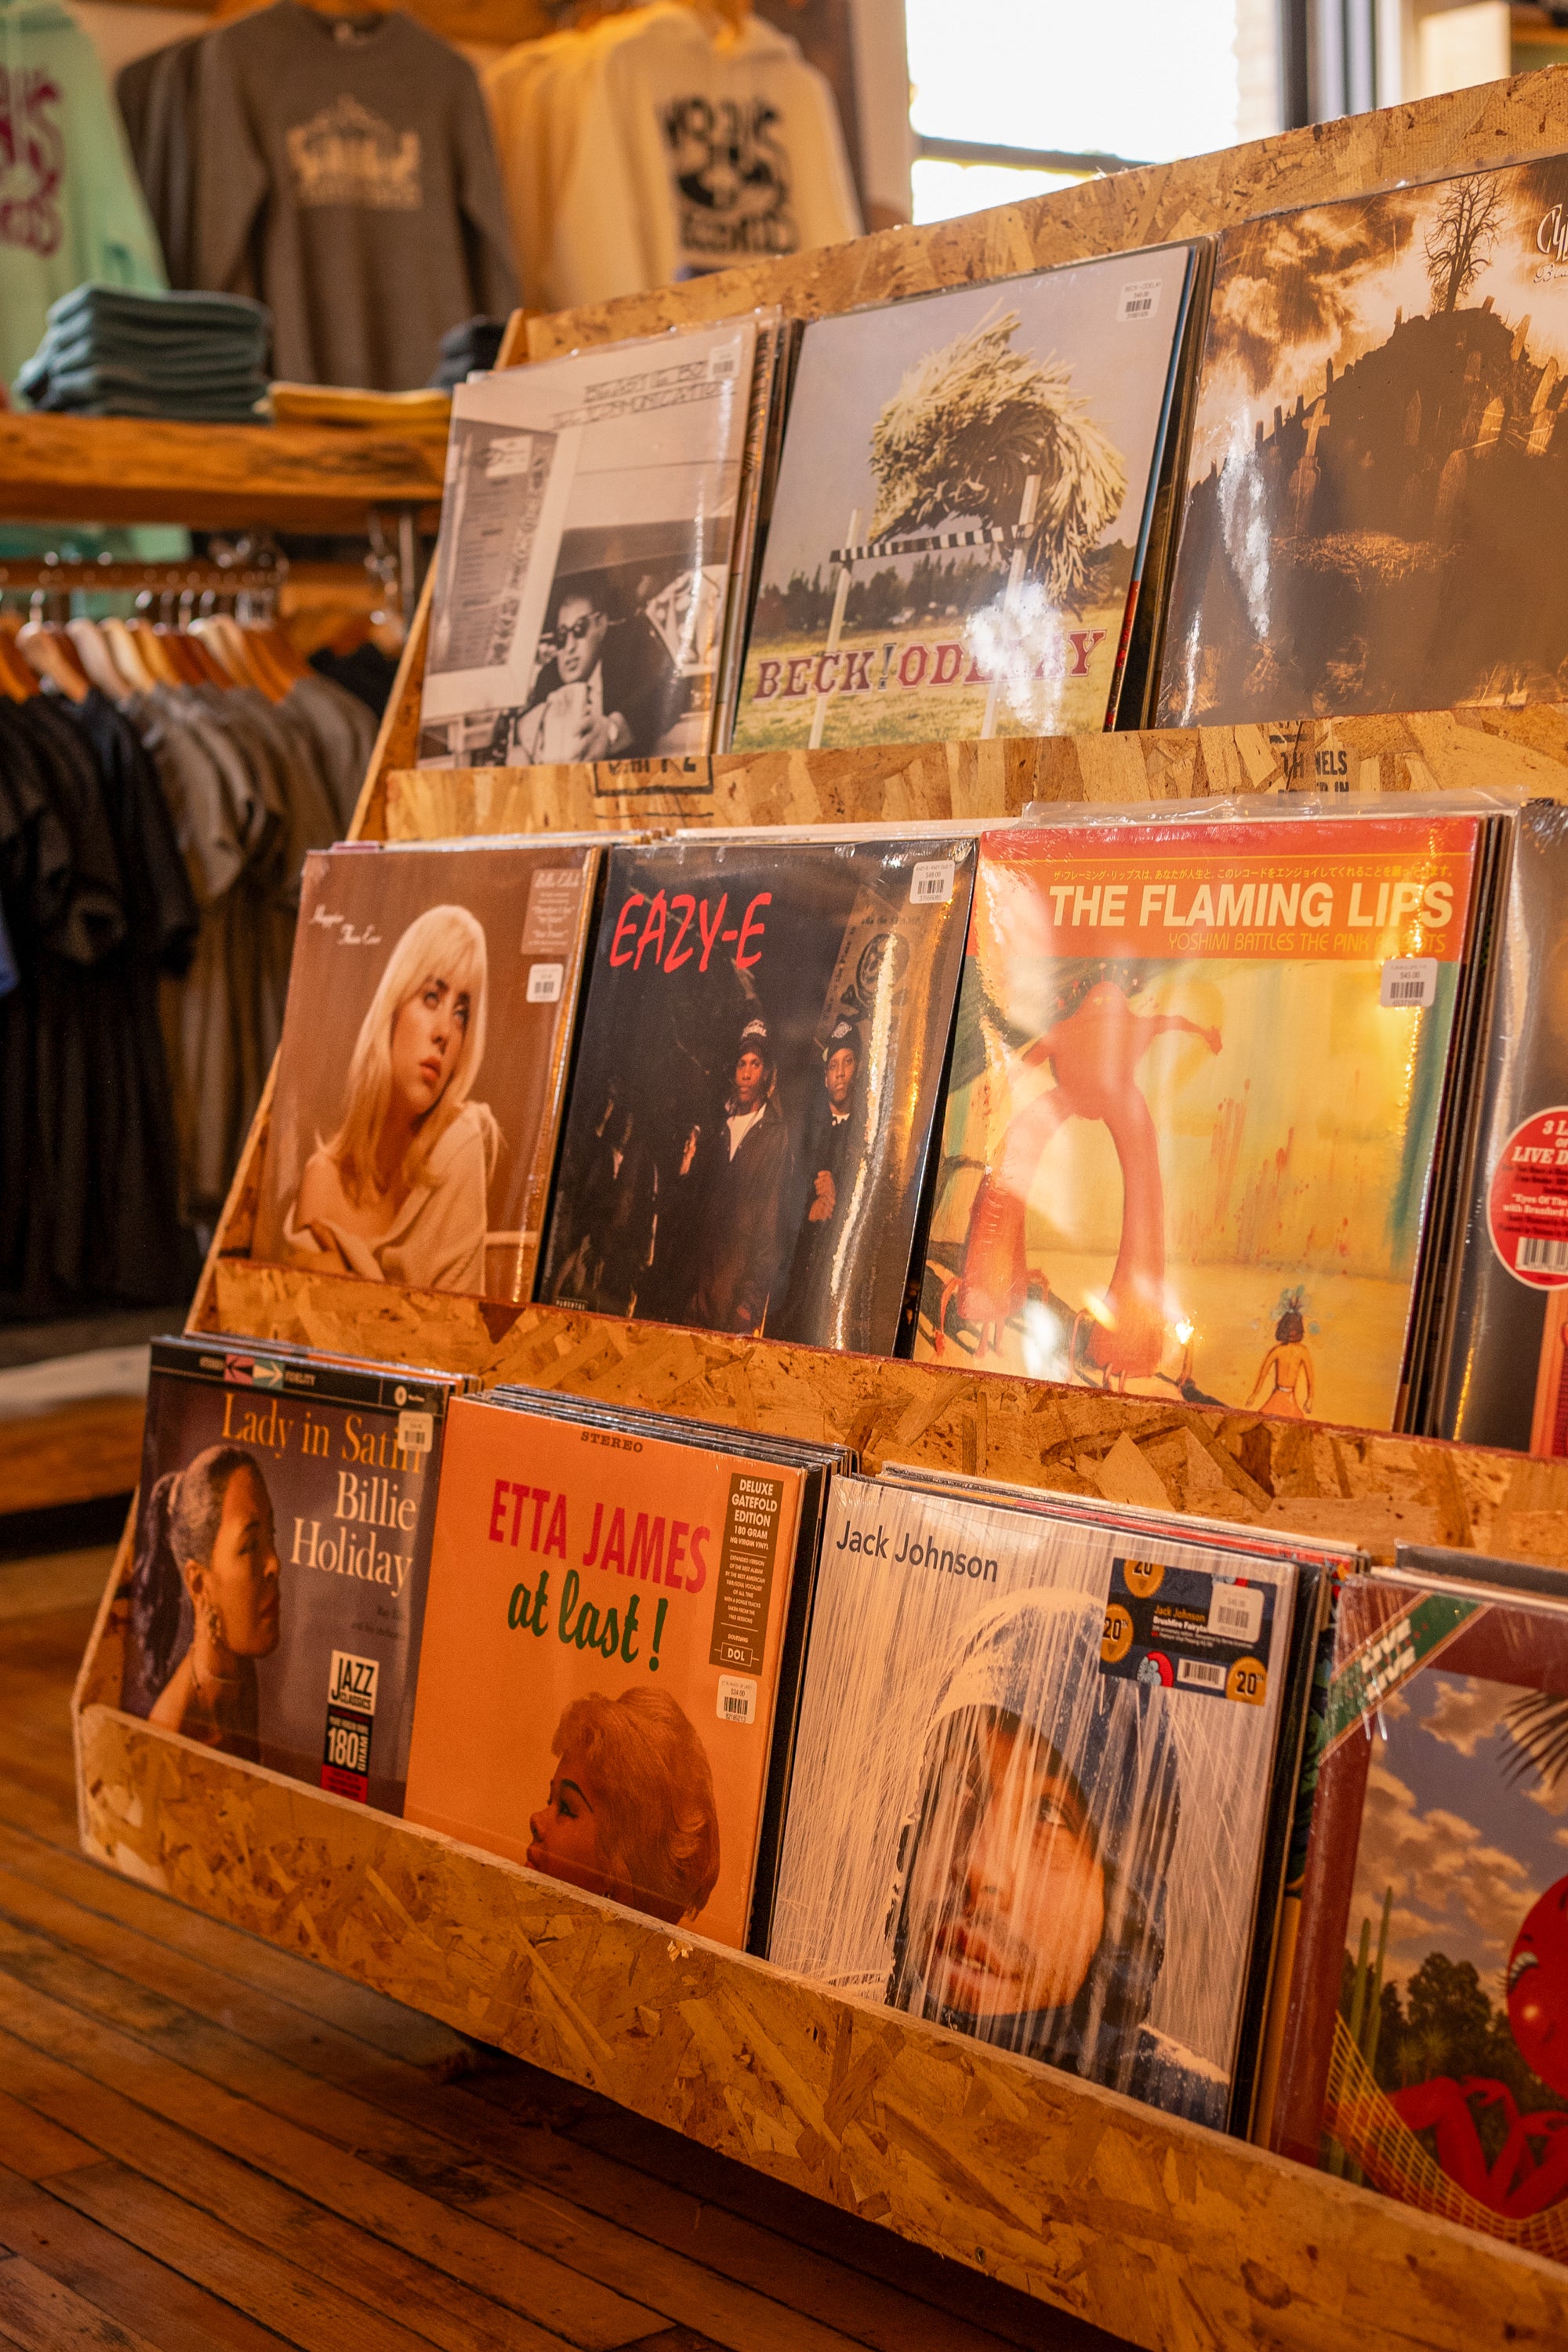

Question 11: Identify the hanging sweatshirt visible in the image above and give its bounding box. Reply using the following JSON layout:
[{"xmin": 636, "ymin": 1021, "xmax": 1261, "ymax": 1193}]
[
  {"xmin": 193, "ymin": 1, "xmax": 518, "ymax": 390},
  {"xmin": 487, "ymin": 2, "xmax": 862, "ymax": 315},
  {"xmin": 0, "ymin": 0, "xmax": 167, "ymax": 391}
]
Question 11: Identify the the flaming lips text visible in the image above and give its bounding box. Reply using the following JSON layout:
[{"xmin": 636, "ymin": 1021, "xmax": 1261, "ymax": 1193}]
[{"xmin": 607, "ymin": 890, "xmax": 769, "ymax": 974}]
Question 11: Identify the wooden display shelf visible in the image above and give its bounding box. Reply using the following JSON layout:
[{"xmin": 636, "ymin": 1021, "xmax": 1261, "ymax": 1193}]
[
  {"xmin": 68, "ymin": 59, "xmax": 1568, "ymax": 2352},
  {"xmin": 0, "ymin": 412, "xmax": 444, "ymax": 534}
]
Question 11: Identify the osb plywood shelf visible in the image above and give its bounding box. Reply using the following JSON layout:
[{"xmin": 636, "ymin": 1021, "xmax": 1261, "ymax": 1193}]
[
  {"xmin": 382, "ymin": 700, "xmax": 1568, "ymax": 838},
  {"xmin": 0, "ymin": 413, "xmax": 445, "ymax": 534},
  {"xmin": 70, "ymin": 64, "xmax": 1568, "ymax": 2352}
]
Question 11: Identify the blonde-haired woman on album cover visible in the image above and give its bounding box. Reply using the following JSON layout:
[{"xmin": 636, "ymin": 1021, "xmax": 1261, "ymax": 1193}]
[{"xmin": 283, "ymin": 903, "xmax": 499, "ymax": 1294}]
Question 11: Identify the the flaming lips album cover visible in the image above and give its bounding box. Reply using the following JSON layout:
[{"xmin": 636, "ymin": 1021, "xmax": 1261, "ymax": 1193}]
[
  {"xmin": 402, "ymin": 1392, "xmax": 812, "ymax": 1949},
  {"xmin": 913, "ymin": 810, "xmax": 1491, "ymax": 1432},
  {"xmin": 731, "ymin": 242, "xmax": 1201, "ymax": 751},
  {"xmin": 767, "ymin": 1472, "xmax": 1299, "ymax": 2128},
  {"xmin": 537, "ymin": 834, "xmax": 974, "ymax": 1352},
  {"xmin": 1161, "ymin": 151, "xmax": 1568, "ymax": 723},
  {"xmin": 119, "ymin": 1337, "xmax": 456, "ymax": 1813},
  {"xmin": 1269, "ymin": 1575, "xmax": 1568, "ymax": 2262},
  {"xmin": 251, "ymin": 841, "xmax": 601, "ymax": 1307}
]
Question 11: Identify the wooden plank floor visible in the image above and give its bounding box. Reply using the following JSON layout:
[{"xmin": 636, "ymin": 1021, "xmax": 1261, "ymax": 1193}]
[{"xmin": 0, "ymin": 1560, "xmax": 1119, "ymax": 2352}]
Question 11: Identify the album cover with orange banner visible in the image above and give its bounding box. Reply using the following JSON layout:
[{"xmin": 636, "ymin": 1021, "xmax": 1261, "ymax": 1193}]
[
  {"xmin": 1267, "ymin": 1572, "xmax": 1568, "ymax": 2263},
  {"xmin": 403, "ymin": 1390, "xmax": 829, "ymax": 1950},
  {"xmin": 913, "ymin": 807, "xmax": 1501, "ymax": 1432}
]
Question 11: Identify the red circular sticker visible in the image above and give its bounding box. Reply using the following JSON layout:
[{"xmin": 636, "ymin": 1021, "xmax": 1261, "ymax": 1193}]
[{"xmin": 1489, "ymin": 1109, "xmax": 1568, "ymax": 1288}]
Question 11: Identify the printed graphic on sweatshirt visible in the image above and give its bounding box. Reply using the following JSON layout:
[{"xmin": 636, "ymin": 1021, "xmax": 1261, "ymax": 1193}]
[
  {"xmin": 286, "ymin": 96, "xmax": 422, "ymax": 212},
  {"xmin": 0, "ymin": 68, "xmax": 63, "ymax": 256},
  {"xmin": 661, "ymin": 96, "xmax": 798, "ymax": 263}
]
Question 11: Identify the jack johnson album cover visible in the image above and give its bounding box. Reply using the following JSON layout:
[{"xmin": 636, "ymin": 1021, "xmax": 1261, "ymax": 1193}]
[
  {"xmin": 1160, "ymin": 153, "xmax": 1568, "ymax": 722},
  {"xmin": 538, "ymin": 833, "xmax": 974, "ymax": 1352},
  {"xmin": 767, "ymin": 1473, "xmax": 1298, "ymax": 2128}
]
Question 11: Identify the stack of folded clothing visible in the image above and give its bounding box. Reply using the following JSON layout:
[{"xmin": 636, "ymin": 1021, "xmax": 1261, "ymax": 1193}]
[
  {"xmin": 15, "ymin": 285, "xmax": 272, "ymax": 421},
  {"xmin": 428, "ymin": 314, "xmax": 506, "ymax": 390}
]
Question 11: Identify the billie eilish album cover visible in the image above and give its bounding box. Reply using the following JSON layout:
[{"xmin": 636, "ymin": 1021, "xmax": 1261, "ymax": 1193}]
[
  {"xmin": 1436, "ymin": 802, "xmax": 1568, "ymax": 1454},
  {"xmin": 767, "ymin": 1473, "xmax": 1298, "ymax": 2128},
  {"xmin": 403, "ymin": 1392, "xmax": 811, "ymax": 1950},
  {"xmin": 1270, "ymin": 1576, "xmax": 1568, "ymax": 2260},
  {"xmin": 731, "ymin": 242, "xmax": 1200, "ymax": 750},
  {"xmin": 537, "ymin": 835, "xmax": 975, "ymax": 1352},
  {"xmin": 119, "ymin": 1337, "xmax": 456, "ymax": 1813},
  {"xmin": 1160, "ymin": 153, "xmax": 1568, "ymax": 724},
  {"xmin": 913, "ymin": 810, "xmax": 1487, "ymax": 1432},
  {"xmin": 252, "ymin": 841, "xmax": 600, "ymax": 1306}
]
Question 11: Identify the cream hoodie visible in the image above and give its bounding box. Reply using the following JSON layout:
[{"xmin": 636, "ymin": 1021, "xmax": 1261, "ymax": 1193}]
[{"xmin": 487, "ymin": 4, "xmax": 861, "ymax": 314}]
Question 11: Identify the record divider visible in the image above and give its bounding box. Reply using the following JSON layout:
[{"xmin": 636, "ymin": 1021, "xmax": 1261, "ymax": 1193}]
[{"xmin": 72, "ymin": 73, "xmax": 1568, "ymax": 2352}]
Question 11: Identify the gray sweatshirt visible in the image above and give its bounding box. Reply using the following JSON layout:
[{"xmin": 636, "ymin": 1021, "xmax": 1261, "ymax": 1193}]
[{"xmin": 194, "ymin": 1, "xmax": 518, "ymax": 389}]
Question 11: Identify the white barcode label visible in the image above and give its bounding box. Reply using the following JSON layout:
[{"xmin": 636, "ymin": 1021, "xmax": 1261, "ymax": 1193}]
[
  {"xmin": 717, "ymin": 1674, "xmax": 757, "ymax": 1725},
  {"xmin": 1118, "ymin": 278, "xmax": 1162, "ymax": 322},
  {"xmin": 910, "ymin": 860, "xmax": 956, "ymax": 905},
  {"xmin": 1207, "ymin": 1582, "xmax": 1265, "ymax": 1645},
  {"xmin": 1381, "ymin": 957, "xmax": 1437, "ymax": 1008},
  {"xmin": 527, "ymin": 962, "xmax": 564, "ymax": 1003},
  {"xmin": 708, "ymin": 345, "xmax": 740, "ymax": 379},
  {"xmin": 1177, "ymin": 1657, "xmax": 1228, "ymax": 1690},
  {"xmin": 397, "ymin": 1410, "xmax": 434, "ymax": 1455},
  {"xmin": 1520, "ymin": 1235, "xmax": 1568, "ymax": 1273}
]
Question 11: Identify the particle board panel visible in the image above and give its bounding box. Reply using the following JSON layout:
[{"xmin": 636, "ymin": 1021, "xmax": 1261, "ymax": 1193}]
[
  {"xmin": 70, "ymin": 1703, "xmax": 1568, "ymax": 2352},
  {"xmin": 199, "ymin": 1258, "xmax": 1553, "ymax": 1568},
  {"xmin": 525, "ymin": 66, "xmax": 1568, "ymax": 359},
  {"xmin": 382, "ymin": 703, "xmax": 1568, "ymax": 841}
]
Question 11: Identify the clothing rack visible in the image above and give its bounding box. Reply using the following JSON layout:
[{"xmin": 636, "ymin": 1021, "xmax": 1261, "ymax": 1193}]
[{"xmin": 70, "ymin": 64, "xmax": 1568, "ymax": 2352}]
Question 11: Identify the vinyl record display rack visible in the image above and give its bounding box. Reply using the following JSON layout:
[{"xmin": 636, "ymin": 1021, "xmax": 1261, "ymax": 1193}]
[{"xmin": 71, "ymin": 64, "xmax": 1568, "ymax": 2352}]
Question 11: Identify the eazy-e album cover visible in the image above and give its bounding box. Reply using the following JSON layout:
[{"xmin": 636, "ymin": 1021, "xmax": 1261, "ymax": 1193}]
[
  {"xmin": 537, "ymin": 833, "xmax": 975, "ymax": 1352},
  {"xmin": 120, "ymin": 1337, "xmax": 456, "ymax": 1813},
  {"xmin": 418, "ymin": 314, "xmax": 758, "ymax": 768},
  {"xmin": 1269, "ymin": 1574, "xmax": 1568, "ymax": 2259},
  {"xmin": 914, "ymin": 808, "xmax": 1490, "ymax": 1432},
  {"xmin": 767, "ymin": 1473, "xmax": 1298, "ymax": 2127},
  {"xmin": 731, "ymin": 242, "xmax": 1200, "ymax": 752},
  {"xmin": 1161, "ymin": 152, "xmax": 1568, "ymax": 724},
  {"xmin": 1436, "ymin": 802, "xmax": 1568, "ymax": 1454},
  {"xmin": 251, "ymin": 841, "xmax": 600, "ymax": 1305},
  {"xmin": 403, "ymin": 1392, "xmax": 811, "ymax": 1950}
]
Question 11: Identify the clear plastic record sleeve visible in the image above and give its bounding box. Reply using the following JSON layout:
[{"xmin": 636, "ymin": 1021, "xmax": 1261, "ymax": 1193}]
[
  {"xmin": 404, "ymin": 1387, "xmax": 845, "ymax": 1951},
  {"xmin": 419, "ymin": 314, "xmax": 760, "ymax": 768},
  {"xmin": 1432, "ymin": 801, "xmax": 1568, "ymax": 1451},
  {"xmin": 119, "ymin": 1335, "xmax": 458, "ymax": 1813},
  {"xmin": 250, "ymin": 840, "xmax": 601, "ymax": 1307},
  {"xmin": 766, "ymin": 1470, "xmax": 1300, "ymax": 2129},
  {"xmin": 536, "ymin": 832, "xmax": 974, "ymax": 1353}
]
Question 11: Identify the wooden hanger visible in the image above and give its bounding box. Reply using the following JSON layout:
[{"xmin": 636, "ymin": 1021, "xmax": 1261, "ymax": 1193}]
[
  {"xmin": 0, "ymin": 626, "xmax": 40, "ymax": 701},
  {"xmin": 64, "ymin": 618, "xmax": 131, "ymax": 700},
  {"xmin": 123, "ymin": 616, "xmax": 185, "ymax": 690},
  {"xmin": 99, "ymin": 617, "xmax": 160, "ymax": 696},
  {"xmin": 191, "ymin": 613, "xmax": 282, "ymax": 700},
  {"xmin": 15, "ymin": 622, "xmax": 88, "ymax": 702}
]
